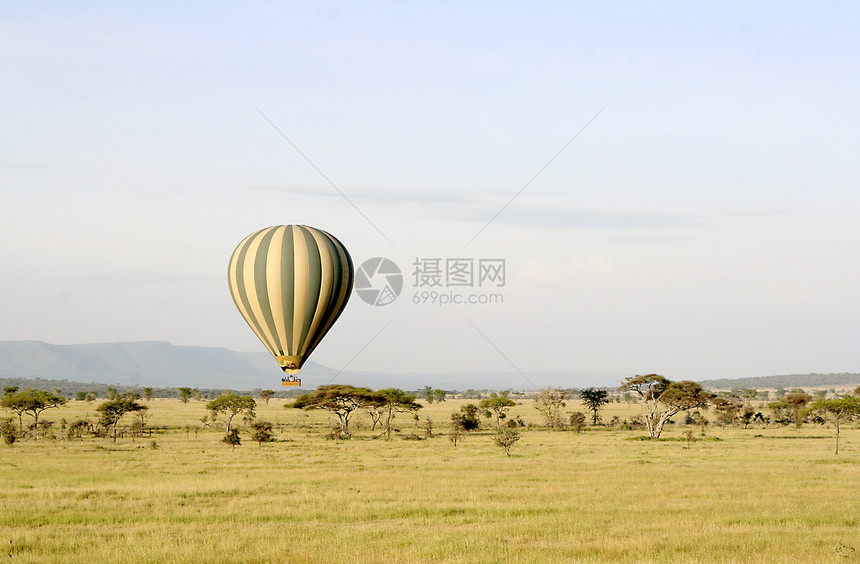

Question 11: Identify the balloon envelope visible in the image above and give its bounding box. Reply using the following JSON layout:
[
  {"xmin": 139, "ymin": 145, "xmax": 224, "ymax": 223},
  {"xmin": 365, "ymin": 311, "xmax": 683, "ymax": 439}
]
[{"xmin": 228, "ymin": 225, "xmax": 353, "ymax": 374}]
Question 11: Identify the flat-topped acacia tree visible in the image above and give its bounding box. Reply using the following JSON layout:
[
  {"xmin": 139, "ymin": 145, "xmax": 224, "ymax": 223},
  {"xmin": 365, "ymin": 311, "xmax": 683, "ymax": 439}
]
[
  {"xmin": 206, "ymin": 393, "xmax": 256, "ymax": 433},
  {"xmin": 375, "ymin": 388, "xmax": 422, "ymax": 440},
  {"xmin": 480, "ymin": 393, "xmax": 516, "ymax": 429},
  {"xmin": 1, "ymin": 389, "xmax": 66, "ymax": 436},
  {"xmin": 804, "ymin": 397, "xmax": 860, "ymax": 454},
  {"xmin": 291, "ymin": 385, "xmax": 382, "ymax": 438},
  {"xmin": 619, "ymin": 374, "xmax": 714, "ymax": 439},
  {"xmin": 96, "ymin": 398, "xmax": 146, "ymax": 442}
]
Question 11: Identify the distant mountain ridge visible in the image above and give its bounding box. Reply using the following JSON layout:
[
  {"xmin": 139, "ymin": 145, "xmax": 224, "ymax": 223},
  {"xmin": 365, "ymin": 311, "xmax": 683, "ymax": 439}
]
[
  {"xmin": 0, "ymin": 340, "xmax": 338, "ymax": 390},
  {"xmin": 0, "ymin": 340, "xmax": 624, "ymax": 390},
  {"xmin": 3, "ymin": 341, "xmax": 855, "ymax": 392}
]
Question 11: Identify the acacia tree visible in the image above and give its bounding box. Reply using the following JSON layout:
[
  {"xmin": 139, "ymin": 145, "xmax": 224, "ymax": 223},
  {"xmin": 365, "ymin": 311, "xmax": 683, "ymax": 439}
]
[
  {"xmin": 769, "ymin": 391, "xmax": 812, "ymax": 428},
  {"xmin": 480, "ymin": 393, "xmax": 516, "ymax": 429},
  {"xmin": 492, "ymin": 428, "xmax": 521, "ymax": 456},
  {"xmin": 619, "ymin": 374, "xmax": 714, "ymax": 439},
  {"xmin": 292, "ymin": 385, "xmax": 381, "ymax": 437},
  {"xmin": 375, "ymin": 388, "xmax": 422, "ymax": 440},
  {"xmin": 177, "ymin": 387, "xmax": 193, "ymax": 404},
  {"xmin": 223, "ymin": 428, "xmax": 241, "ymax": 450},
  {"xmin": 432, "ymin": 389, "xmax": 447, "ymax": 403},
  {"xmin": 1, "ymin": 391, "xmax": 30, "ymax": 435},
  {"xmin": 249, "ymin": 420, "xmax": 275, "ymax": 448},
  {"xmin": 804, "ymin": 397, "xmax": 860, "ymax": 454},
  {"xmin": 451, "ymin": 404, "xmax": 481, "ymax": 432},
  {"xmin": 259, "ymin": 390, "xmax": 275, "ymax": 406},
  {"xmin": 713, "ymin": 396, "xmax": 744, "ymax": 426},
  {"xmin": 1, "ymin": 389, "xmax": 66, "ymax": 436},
  {"xmin": 96, "ymin": 398, "xmax": 146, "ymax": 441},
  {"xmin": 579, "ymin": 388, "xmax": 610, "ymax": 425},
  {"xmin": 206, "ymin": 393, "xmax": 256, "ymax": 433},
  {"xmin": 533, "ymin": 388, "xmax": 566, "ymax": 427}
]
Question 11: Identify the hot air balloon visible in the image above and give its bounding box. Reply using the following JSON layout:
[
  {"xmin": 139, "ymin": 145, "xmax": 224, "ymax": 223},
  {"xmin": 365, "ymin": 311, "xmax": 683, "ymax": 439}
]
[{"xmin": 228, "ymin": 225, "xmax": 354, "ymax": 386}]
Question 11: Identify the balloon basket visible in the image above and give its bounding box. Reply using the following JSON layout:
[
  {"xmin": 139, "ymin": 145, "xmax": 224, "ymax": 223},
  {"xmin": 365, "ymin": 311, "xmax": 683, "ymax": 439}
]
[{"xmin": 281, "ymin": 378, "xmax": 301, "ymax": 387}]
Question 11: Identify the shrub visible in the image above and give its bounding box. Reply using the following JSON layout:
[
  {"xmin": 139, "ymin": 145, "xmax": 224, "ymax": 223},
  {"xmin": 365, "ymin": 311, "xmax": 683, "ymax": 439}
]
[
  {"xmin": 1, "ymin": 418, "xmax": 16, "ymax": 445},
  {"xmin": 492, "ymin": 428, "xmax": 521, "ymax": 455}
]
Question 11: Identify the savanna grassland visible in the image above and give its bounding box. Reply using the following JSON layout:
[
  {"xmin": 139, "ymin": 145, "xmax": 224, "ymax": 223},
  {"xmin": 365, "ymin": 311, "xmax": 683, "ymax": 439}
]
[{"xmin": 1, "ymin": 397, "xmax": 858, "ymax": 563}]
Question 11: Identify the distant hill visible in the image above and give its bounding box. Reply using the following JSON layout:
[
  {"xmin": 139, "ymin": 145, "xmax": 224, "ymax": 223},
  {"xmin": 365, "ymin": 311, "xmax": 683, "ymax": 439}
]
[
  {"xmin": 0, "ymin": 341, "xmax": 625, "ymax": 391},
  {"xmin": 700, "ymin": 373, "xmax": 860, "ymax": 390},
  {"xmin": 0, "ymin": 340, "xmax": 338, "ymax": 390}
]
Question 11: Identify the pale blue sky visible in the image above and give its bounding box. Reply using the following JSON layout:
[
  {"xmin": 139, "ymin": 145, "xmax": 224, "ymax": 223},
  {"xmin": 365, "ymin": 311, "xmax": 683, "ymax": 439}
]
[{"xmin": 2, "ymin": 2, "xmax": 859, "ymax": 383}]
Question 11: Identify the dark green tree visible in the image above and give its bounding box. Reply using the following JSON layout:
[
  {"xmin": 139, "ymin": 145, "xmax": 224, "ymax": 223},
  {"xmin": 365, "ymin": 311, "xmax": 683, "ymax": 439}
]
[
  {"xmin": 291, "ymin": 385, "xmax": 381, "ymax": 437},
  {"xmin": 96, "ymin": 398, "xmax": 147, "ymax": 442},
  {"xmin": 1, "ymin": 418, "xmax": 16, "ymax": 445},
  {"xmin": 223, "ymin": 428, "xmax": 241, "ymax": 450},
  {"xmin": 177, "ymin": 387, "xmax": 193, "ymax": 404},
  {"xmin": 619, "ymin": 374, "xmax": 714, "ymax": 439},
  {"xmin": 143, "ymin": 387, "xmax": 153, "ymax": 401},
  {"xmin": 249, "ymin": 420, "xmax": 275, "ymax": 448},
  {"xmin": 452, "ymin": 403, "xmax": 481, "ymax": 432},
  {"xmin": 480, "ymin": 393, "xmax": 516, "ymax": 429},
  {"xmin": 579, "ymin": 388, "xmax": 610, "ymax": 425},
  {"xmin": 206, "ymin": 393, "xmax": 256, "ymax": 433}
]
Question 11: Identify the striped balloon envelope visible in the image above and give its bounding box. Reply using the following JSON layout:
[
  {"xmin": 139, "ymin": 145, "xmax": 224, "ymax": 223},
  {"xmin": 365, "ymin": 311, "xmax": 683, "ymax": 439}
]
[{"xmin": 228, "ymin": 225, "xmax": 354, "ymax": 380}]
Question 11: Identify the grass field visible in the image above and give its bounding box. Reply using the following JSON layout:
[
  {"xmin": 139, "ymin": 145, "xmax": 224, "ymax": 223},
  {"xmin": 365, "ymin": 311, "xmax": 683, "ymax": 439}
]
[{"xmin": 1, "ymin": 398, "xmax": 858, "ymax": 563}]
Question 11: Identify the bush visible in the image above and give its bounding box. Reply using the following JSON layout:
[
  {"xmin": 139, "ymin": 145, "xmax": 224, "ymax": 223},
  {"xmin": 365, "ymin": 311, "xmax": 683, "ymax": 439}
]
[
  {"xmin": 222, "ymin": 429, "xmax": 241, "ymax": 450},
  {"xmin": 492, "ymin": 428, "xmax": 521, "ymax": 455},
  {"xmin": 452, "ymin": 404, "xmax": 481, "ymax": 431},
  {"xmin": 1, "ymin": 418, "xmax": 16, "ymax": 445},
  {"xmin": 569, "ymin": 412, "xmax": 586, "ymax": 433},
  {"xmin": 67, "ymin": 418, "xmax": 93, "ymax": 439},
  {"xmin": 249, "ymin": 420, "xmax": 275, "ymax": 447}
]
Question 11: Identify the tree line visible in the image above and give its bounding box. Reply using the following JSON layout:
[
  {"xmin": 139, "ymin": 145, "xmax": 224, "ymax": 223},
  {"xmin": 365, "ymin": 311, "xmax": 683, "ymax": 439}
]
[{"xmin": 4, "ymin": 380, "xmax": 859, "ymax": 455}]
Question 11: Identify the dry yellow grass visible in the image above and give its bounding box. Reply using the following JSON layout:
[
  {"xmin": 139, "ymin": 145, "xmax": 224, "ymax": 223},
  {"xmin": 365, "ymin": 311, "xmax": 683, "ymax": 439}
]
[{"xmin": 1, "ymin": 398, "xmax": 858, "ymax": 563}]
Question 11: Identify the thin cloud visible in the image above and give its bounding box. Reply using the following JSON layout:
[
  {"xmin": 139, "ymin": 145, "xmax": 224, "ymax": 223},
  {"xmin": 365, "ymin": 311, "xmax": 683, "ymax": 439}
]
[{"xmin": 245, "ymin": 184, "xmax": 788, "ymax": 231}]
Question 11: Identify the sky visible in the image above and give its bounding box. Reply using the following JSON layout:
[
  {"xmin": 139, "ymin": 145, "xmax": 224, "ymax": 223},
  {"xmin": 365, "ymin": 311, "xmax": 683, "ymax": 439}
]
[{"xmin": 2, "ymin": 2, "xmax": 860, "ymax": 384}]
